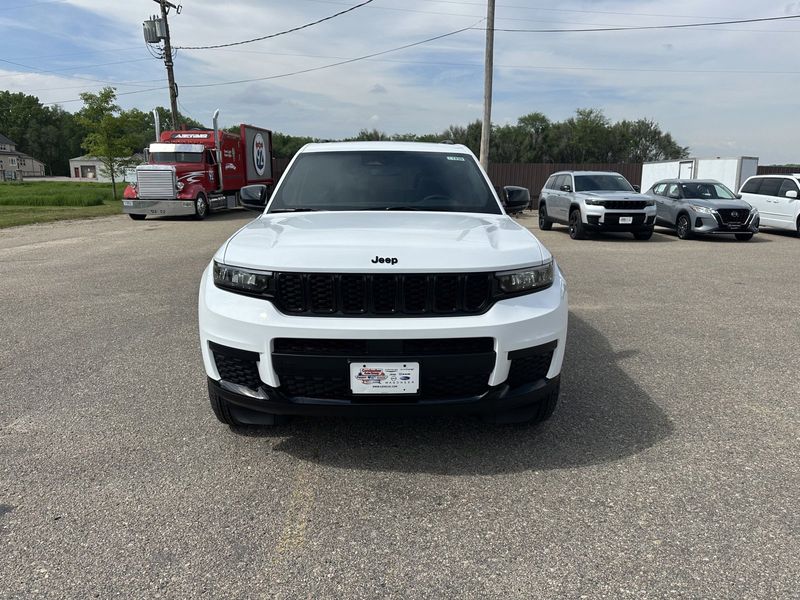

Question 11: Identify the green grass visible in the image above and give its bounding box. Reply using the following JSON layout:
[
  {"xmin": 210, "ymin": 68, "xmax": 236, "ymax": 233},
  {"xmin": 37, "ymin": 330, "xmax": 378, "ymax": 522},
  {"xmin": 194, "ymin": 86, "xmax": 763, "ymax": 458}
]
[{"xmin": 0, "ymin": 181, "xmax": 123, "ymax": 228}]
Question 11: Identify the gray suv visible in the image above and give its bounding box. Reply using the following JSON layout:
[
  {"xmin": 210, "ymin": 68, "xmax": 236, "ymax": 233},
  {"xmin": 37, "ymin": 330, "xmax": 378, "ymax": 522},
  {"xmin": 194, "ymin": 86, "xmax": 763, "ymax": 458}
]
[
  {"xmin": 646, "ymin": 179, "xmax": 759, "ymax": 241},
  {"xmin": 538, "ymin": 171, "xmax": 657, "ymax": 240}
]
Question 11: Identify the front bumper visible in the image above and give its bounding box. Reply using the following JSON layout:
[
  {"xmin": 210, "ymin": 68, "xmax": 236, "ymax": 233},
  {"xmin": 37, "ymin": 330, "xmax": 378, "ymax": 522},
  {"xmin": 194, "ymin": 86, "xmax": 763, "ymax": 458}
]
[
  {"xmin": 690, "ymin": 212, "xmax": 759, "ymax": 235},
  {"xmin": 198, "ymin": 264, "xmax": 569, "ymax": 415},
  {"xmin": 122, "ymin": 199, "xmax": 195, "ymax": 216},
  {"xmin": 583, "ymin": 207, "xmax": 657, "ymax": 231}
]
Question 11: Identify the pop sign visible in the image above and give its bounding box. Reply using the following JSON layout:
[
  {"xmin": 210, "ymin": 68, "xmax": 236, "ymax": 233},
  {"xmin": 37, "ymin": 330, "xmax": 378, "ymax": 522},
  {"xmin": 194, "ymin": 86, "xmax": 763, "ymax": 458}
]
[{"xmin": 253, "ymin": 132, "xmax": 266, "ymax": 177}]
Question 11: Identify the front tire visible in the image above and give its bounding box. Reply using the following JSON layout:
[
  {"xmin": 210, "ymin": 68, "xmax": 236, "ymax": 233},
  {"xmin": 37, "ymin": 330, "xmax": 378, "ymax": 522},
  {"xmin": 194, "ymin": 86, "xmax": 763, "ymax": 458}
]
[
  {"xmin": 194, "ymin": 193, "xmax": 208, "ymax": 220},
  {"xmin": 735, "ymin": 233, "xmax": 754, "ymax": 241},
  {"xmin": 483, "ymin": 382, "xmax": 560, "ymax": 425},
  {"xmin": 208, "ymin": 381, "xmax": 287, "ymax": 427},
  {"xmin": 633, "ymin": 229, "xmax": 653, "ymax": 240},
  {"xmin": 538, "ymin": 204, "xmax": 553, "ymax": 230},
  {"xmin": 676, "ymin": 214, "xmax": 692, "ymax": 239},
  {"xmin": 568, "ymin": 209, "xmax": 586, "ymax": 240},
  {"xmin": 128, "ymin": 213, "xmax": 146, "ymax": 221}
]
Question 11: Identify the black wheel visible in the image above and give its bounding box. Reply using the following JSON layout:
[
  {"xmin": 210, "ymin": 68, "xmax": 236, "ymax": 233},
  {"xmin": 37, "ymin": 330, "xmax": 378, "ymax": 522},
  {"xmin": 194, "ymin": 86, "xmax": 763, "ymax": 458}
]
[
  {"xmin": 208, "ymin": 381, "xmax": 287, "ymax": 427},
  {"xmin": 633, "ymin": 229, "xmax": 653, "ymax": 240},
  {"xmin": 128, "ymin": 213, "xmax": 146, "ymax": 221},
  {"xmin": 735, "ymin": 233, "xmax": 754, "ymax": 241},
  {"xmin": 194, "ymin": 193, "xmax": 208, "ymax": 220},
  {"xmin": 796, "ymin": 217, "xmax": 800, "ymax": 237},
  {"xmin": 538, "ymin": 204, "xmax": 553, "ymax": 230},
  {"xmin": 568, "ymin": 209, "xmax": 586, "ymax": 240},
  {"xmin": 676, "ymin": 214, "xmax": 692, "ymax": 239},
  {"xmin": 482, "ymin": 382, "xmax": 560, "ymax": 425}
]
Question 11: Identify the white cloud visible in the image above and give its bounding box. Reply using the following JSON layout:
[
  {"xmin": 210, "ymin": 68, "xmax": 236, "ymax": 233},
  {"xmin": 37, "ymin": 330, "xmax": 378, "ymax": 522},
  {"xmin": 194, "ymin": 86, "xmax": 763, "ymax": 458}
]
[{"xmin": 3, "ymin": 0, "xmax": 798, "ymax": 162}]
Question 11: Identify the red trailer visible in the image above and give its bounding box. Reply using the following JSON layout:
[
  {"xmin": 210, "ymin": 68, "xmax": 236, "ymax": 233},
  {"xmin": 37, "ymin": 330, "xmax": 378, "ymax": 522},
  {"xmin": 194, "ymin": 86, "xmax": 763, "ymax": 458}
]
[{"xmin": 123, "ymin": 112, "xmax": 273, "ymax": 220}]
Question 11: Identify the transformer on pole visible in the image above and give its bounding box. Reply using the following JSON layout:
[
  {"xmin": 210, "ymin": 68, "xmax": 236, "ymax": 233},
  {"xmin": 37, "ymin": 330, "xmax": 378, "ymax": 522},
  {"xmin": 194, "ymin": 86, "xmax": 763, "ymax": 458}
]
[{"xmin": 143, "ymin": 0, "xmax": 182, "ymax": 130}]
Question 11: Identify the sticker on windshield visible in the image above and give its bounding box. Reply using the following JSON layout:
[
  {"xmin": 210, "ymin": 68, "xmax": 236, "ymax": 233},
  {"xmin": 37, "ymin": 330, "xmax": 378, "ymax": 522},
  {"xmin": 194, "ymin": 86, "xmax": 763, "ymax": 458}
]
[{"xmin": 446, "ymin": 156, "xmax": 465, "ymax": 161}]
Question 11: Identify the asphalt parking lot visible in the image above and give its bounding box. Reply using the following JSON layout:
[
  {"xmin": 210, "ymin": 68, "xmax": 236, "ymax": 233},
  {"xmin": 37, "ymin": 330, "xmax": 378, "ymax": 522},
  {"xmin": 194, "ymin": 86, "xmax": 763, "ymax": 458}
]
[{"xmin": 1, "ymin": 211, "xmax": 797, "ymax": 599}]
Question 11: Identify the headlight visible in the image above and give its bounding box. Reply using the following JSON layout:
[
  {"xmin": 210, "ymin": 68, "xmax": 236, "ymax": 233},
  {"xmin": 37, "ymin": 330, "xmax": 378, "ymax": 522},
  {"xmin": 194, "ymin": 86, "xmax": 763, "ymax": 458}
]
[
  {"xmin": 584, "ymin": 197, "xmax": 602, "ymax": 206},
  {"xmin": 496, "ymin": 260, "xmax": 554, "ymax": 295},
  {"xmin": 176, "ymin": 181, "xmax": 185, "ymax": 191},
  {"xmin": 689, "ymin": 205, "xmax": 715, "ymax": 215},
  {"xmin": 213, "ymin": 262, "xmax": 273, "ymax": 295},
  {"xmin": 645, "ymin": 198, "xmax": 655, "ymax": 206}
]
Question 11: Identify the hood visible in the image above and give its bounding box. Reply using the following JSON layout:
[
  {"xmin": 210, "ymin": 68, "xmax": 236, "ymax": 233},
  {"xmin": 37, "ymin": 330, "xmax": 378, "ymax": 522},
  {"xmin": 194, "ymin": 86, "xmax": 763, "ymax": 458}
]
[
  {"xmin": 682, "ymin": 198, "xmax": 753, "ymax": 210},
  {"xmin": 581, "ymin": 191, "xmax": 652, "ymax": 200},
  {"xmin": 221, "ymin": 211, "xmax": 549, "ymax": 273}
]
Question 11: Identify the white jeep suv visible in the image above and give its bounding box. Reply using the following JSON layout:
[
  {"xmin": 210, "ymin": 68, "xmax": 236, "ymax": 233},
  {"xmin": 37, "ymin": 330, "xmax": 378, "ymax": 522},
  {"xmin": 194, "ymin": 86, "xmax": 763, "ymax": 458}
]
[{"xmin": 198, "ymin": 142, "xmax": 568, "ymax": 426}]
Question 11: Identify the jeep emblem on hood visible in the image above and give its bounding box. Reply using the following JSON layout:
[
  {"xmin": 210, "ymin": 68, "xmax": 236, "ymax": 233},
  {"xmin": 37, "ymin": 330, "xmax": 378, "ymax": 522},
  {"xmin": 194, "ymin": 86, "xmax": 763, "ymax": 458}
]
[{"xmin": 372, "ymin": 256, "xmax": 398, "ymax": 265}]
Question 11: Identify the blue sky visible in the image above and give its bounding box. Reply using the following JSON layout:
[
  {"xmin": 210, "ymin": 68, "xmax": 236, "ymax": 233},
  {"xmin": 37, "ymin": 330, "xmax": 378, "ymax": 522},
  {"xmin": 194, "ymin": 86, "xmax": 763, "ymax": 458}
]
[{"xmin": 2, "ymin": 0, "xmax": 799, "ymax": 163}]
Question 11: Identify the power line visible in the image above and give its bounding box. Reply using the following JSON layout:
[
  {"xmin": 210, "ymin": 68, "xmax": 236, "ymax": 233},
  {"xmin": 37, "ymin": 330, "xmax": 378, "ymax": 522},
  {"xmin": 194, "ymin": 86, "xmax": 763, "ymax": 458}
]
[
  {"xmin": 42, "ymin": 86, "xmax": 166, "ymax": 106},
  {"xmin": 0, "ymin": 57, "xmax": 165, "ymax": 88},
  {"xmin": 480, "ymin": 13, "xmax": 800, "ymax": 33},
  {"xmin": 0, "ymin": 57, "xmax": 155, "ymax": 80},
  {"xmin": 174, "ymin": 0, "xmax": 376, "ymax": 50},
  {"xmin": 180, "ymin": 20, "xmax": 482, "ymax": 89}
]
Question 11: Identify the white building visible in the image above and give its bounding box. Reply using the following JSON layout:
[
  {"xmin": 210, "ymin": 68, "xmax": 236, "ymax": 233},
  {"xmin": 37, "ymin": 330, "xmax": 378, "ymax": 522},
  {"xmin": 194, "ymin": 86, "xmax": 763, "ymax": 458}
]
[{"xmin": 69, "ymin": 155, "xmax": 143, "ymax": 182}]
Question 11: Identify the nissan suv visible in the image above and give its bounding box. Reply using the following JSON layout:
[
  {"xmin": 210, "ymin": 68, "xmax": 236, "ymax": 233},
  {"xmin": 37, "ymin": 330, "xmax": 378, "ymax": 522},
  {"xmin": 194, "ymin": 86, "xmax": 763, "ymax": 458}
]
[
  {"xmin": 538, "ymin": 171, "xmax": 657, "ymax": 240},
  {"xmin": 198, "ymin": 142, "xmax": 568, "ymax": 427}
]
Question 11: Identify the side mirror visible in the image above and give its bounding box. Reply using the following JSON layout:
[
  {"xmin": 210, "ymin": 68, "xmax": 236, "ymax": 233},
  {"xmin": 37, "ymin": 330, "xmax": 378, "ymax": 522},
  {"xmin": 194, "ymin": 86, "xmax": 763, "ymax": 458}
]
[
  {"xmin": 786, "ymin": 190, "xmax": 798, "ymax": 199},
  {"xmin": 503, "ymin": 186, "xmax": 531, "ymax": 214},
  {"xmin": 633, "ymin": 185, "xmax": 641, "ymax": 192},
  {"xmin": 239, "ymin": 184, "xmax": 271, "ymax": 211},
  {"xmin": 736, "ymin": 193, "xmax": 743, "ymax": 199},
  {"xmin": 559, "ymin": 184, "xmax": 572, "ymax": 193}
]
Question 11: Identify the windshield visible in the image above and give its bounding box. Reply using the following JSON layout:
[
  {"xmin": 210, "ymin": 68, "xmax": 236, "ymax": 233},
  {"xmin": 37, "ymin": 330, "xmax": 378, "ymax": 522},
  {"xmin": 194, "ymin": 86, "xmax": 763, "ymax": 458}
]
[
  {"xmin": 574, "ymin": 174, "xmax": 635, "ymax": 192},
  {"xmin": 680, "ymin": 182, "xmax": 736, "ymax": 200},
  {"xmin": 151, "ymin": 152, "xmax": 203, "ymax": 163},
  {"xmin": 268, "ymin": 150, "xmax": 501, "ymax": 214}
]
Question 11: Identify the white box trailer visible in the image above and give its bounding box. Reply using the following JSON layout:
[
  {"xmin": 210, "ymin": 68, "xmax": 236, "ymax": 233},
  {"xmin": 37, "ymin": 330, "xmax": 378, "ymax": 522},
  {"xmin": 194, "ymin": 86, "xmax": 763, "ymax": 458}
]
[{"xmin": 641, "ymin": 157, "xmax": 759, "ymax": 193}]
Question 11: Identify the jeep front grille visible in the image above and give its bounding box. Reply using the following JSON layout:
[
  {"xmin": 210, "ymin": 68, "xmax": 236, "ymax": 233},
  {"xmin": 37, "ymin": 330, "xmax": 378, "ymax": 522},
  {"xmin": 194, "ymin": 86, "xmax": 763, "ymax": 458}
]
[
  {"xmin": 601, "ymin": 200, "xmax": 648, "ymax": 210},
  {"xmin": 136, "ymin": 169, "xmax": 176, "ymax": 199},
  {"xmin": 274, "ymin": 272, "xmax": 494, "ymax": 317}
]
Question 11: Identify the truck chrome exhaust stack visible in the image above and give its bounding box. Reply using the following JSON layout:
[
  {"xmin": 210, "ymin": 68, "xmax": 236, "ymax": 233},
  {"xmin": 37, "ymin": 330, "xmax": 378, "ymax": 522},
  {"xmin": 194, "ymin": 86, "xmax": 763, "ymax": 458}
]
[
  {"xmin": 212, "ymin": 109, "xmax": 224, "ymax": 193},
  {"xmin": 152, "ymin": 109, "xmax": 161, "ymax": 142}
]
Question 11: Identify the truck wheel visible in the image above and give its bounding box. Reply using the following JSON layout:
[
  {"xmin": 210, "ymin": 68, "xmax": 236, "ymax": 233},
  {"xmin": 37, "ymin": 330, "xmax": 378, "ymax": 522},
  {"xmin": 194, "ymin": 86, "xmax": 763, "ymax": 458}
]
[
  {"xmin": 568, "ymin": 209, "xmax": 586, "ymax": 240},
  {"xmin": 194, "ymin": 193, "xmax": 208, "ymax": 220},
  {"xmin": 482, "ymin": 382, "xmax": 560, "ymax": 425},
  {"xmin": 676, "ymin": 214, "xmax": 692, "ymax": 239},
  {"xmin": 207, "ymin": 381, "xmax": 287, "ymax": 427},
  {"xmin": 538, "ymin": 204, "xmax": 553, "ymax": 230},
  {"xmin": 735, "ymin": 233, "xmax": 754, "ymax": 241},
  {"xmin": 128, "ymin": 213, "xmax": 146, "ymax": 221},
  {"xmin": 633, "ymin": 229, "xmax": 653, "ymax": 240}
]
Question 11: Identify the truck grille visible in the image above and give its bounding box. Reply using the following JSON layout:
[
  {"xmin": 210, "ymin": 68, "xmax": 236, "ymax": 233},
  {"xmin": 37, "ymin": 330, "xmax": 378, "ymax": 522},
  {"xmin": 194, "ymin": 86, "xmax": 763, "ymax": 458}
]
[
  {"xmin": 272, "ymin": 337, "xmax": 495, "ymax": 401},
  {"xmin": 274, "ymin": 272, "xmax": 494, "ymax": 317},
  {"xmin": 601, "ymin": 200, "xmax": 647, "ymax": 210},
  {"xmin": 136, "ymin": 168, "xmax": 176, "ymax": 199}
]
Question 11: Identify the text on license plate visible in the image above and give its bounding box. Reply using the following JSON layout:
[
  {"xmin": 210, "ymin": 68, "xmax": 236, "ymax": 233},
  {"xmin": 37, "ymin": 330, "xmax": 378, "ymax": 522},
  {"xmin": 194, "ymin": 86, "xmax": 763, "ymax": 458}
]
[
  {"xmin": 619, "ymin": 216, "xmax": 633, "ymax": 224},
  {"xmin": 350, "ymin": 362, "xmax": 420, "ymax": 394}
]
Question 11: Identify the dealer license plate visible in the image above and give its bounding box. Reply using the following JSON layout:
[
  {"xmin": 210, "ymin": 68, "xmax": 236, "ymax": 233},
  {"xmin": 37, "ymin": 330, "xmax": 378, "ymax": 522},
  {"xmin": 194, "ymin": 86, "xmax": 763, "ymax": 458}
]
[
  {"xmin": 619, "ymin": 216, "xmax": 633, "ymax": 224},
  {"xmin": 350, "ymin": 362, "xmax": 420, "ymax": 395}
]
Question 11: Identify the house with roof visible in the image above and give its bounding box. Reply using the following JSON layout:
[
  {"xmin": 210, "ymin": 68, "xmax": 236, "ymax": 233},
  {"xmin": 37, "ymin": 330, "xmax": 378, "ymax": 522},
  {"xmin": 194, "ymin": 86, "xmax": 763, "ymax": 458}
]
[{"xmin": 0, "ymin": 133, "xmax": 46, "ymax": 180}]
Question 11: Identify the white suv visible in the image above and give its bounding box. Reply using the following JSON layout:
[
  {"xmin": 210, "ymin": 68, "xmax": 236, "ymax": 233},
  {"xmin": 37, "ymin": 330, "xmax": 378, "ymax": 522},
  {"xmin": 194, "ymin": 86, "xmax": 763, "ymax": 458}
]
[
  {"xmin": 538, "ymin": 171, "xmax": 657, "ymax": 240},
  {"xmin": 198, "ymin": 142, "xmax": 568, "ymax": 426},
  {"xmin": 738, "ymin": 174, "xmax": 800, "ymax": 235}
]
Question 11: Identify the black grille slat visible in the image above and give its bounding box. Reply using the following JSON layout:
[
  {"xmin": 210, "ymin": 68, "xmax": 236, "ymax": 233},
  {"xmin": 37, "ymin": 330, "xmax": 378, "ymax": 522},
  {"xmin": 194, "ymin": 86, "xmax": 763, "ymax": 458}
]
[
  {"xmin": 210, "ymin": 343, "xmax": 262, "ymax": 391},
  {"xmin": 272, "ymin": 272, "xmax": 494, "ymax": 317},
  {"xmin": 601, "ymin": 200, "xmax": 647, "ymax": 210},
  {"xmin": 272, "ymin": 337, "xmax": 495, "ymax": 400},
  {"xmin": 372, "ymin": 275, "xmax": 399, "ymax": 314},
  {"xmin": 507, "ymin": 351, "xmax": 554, "ymax": 389},
  {"xmin": 717, "ymin": 209, "xmax": 747, "ymax": 224}
]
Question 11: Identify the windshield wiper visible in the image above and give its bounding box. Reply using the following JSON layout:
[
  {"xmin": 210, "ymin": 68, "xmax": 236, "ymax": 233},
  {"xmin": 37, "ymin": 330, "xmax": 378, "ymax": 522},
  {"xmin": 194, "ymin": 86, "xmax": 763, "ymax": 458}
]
[{"xmin": 270, "ymin": 208, "xmax": 323, "ymax": 213}]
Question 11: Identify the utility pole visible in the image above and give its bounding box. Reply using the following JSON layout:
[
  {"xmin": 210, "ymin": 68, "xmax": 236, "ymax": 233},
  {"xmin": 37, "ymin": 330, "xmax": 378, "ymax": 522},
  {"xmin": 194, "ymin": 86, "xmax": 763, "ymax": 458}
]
[
  {"xmin": 144, "ymin": 0, "xmax": 181, "ymax": 129},
  {"xmin": 479, "ymin": 0, "xmax": 495, "ymax": 171}
]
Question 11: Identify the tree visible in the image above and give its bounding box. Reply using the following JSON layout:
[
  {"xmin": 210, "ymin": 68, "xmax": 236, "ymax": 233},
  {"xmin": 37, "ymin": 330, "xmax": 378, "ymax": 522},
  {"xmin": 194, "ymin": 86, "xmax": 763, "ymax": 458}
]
[{"xmin": 77, "ymin": 88, "xmax": 137, "ymax": 200}]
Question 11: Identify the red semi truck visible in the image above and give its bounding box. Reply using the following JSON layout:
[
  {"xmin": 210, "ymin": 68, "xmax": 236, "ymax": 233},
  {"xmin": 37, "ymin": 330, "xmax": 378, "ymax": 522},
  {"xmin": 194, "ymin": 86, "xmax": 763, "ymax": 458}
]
[{"xmin": 123, "ymin": 111, "xmax": 273, "ymax": 220}]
